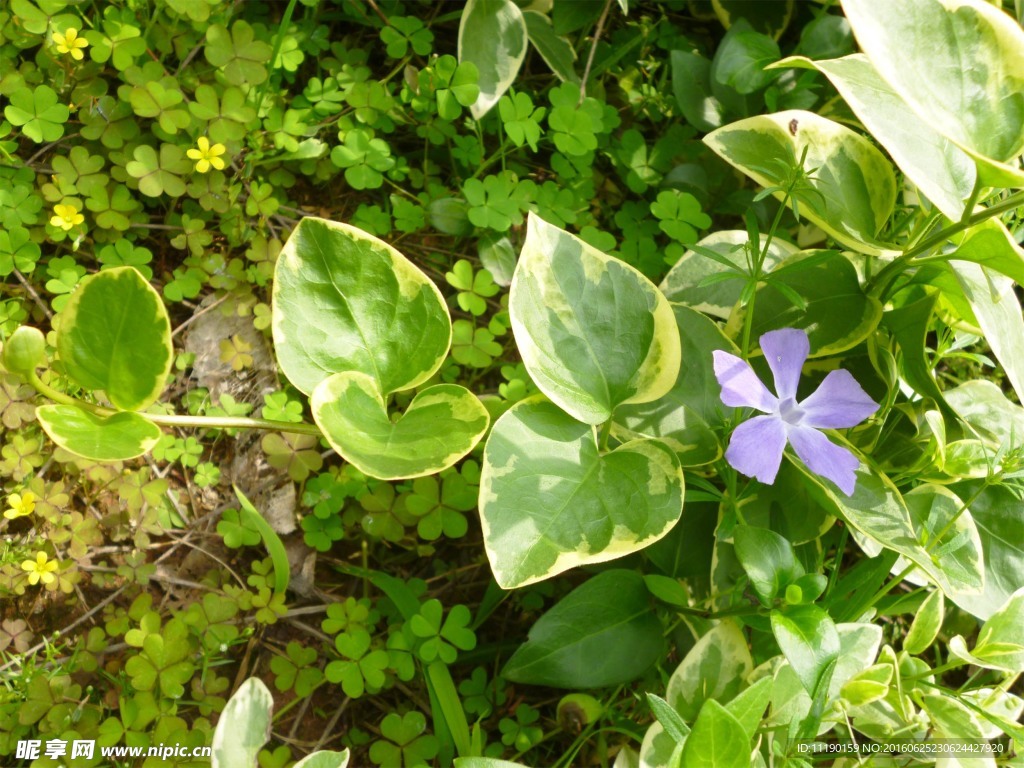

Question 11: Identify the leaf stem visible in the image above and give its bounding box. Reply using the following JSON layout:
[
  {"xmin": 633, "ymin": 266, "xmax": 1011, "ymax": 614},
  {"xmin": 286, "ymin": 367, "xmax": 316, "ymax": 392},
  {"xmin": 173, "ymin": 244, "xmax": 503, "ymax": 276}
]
[
  {"xmin": 867, "ymin": 190, "xmax": 1024, "ymax": 300},
  {"xmin": 25, "ymin": 371, "xmax": 322, "ymax": 435}
]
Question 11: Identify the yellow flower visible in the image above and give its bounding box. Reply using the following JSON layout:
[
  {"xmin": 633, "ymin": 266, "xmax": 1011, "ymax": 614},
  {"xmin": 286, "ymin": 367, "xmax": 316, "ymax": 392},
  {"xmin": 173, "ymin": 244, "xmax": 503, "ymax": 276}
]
[
  {"xmin": 186, "ymin": 136, "xmax": 227, "ymax": 173},
  {"xmin": 53, "ymin": 28, "xmax": 88, "ymax": 61},
  {"xmin": 3, "ymin": 491, "xmax": 36, "ymax": 520},
  {"xmin": 50, "ymin": 203, "xmax": 84, "ymax": 231},
  {"xmin": 21, "ymin": 551, "xmax": 58, "ymax": 586}
]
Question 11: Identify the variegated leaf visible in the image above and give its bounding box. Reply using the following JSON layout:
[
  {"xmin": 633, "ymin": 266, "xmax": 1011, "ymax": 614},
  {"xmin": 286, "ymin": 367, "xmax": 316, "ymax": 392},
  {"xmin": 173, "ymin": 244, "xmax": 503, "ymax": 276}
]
[
  {"xmin": 510, "ymin": 213, "xmax": 681, "ymax": 425},
  {"xmin": 480, "ymin": 400, "xmax": 683, "ymax": 588},
  {"xmin": 842, "ymin": 0, "xmax": 1024, "ymax": 187},
  {"xmin": 704, "ymin": 111, "xmax": 897, "ymax": 255},
  {"xmin": 273, "ymin": 217, "xmax": 451, "ymax": 396},
  {"xmin": 312, "ymin": 372, "xmax": 489, "ymax": 480}
]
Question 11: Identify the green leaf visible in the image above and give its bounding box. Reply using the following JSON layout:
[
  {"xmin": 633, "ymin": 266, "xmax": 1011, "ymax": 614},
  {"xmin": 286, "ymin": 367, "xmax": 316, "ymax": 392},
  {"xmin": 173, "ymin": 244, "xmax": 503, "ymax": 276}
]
[
  {"xmin": 523, "ymin": 11, "xmax": 579, "ymax": 84},
  {"xmin": 510, "ymin": 213, "xmax": 681, "ymax": 425},
  {"xmin": 748, "ymin": 250, "xmax": 882, "ymax": 356},
  {"xmin": 951, "ymin": 261, "xmax": 1024, "ymax": 405},
  {"xmin": 711, "ymin": 19, "xmax": 780, "ymax": 94},
  {"xmin": 904, "ymin": 485, "xmax": 984, "ymax": 594},
  {"xmin": 947, "ymin": 479, "xmax": 1024, "ymax": 620},
  {"xmin": 883, "ymin": 290, "xmax": 951, "ymax": 416},
  {"xmin": 4, "ymin": 85, "xmax": 69, "ymax": 143},
  {"xmin": 947, "ymin": 220, "xmax": 1024, "ymax": 288},
  {"xmin": 679, "ymin": 700, "xmax": 750, "ymax": 768},
  {"xmin": 734, "ymin": 525, "xmax": 804, "ymax": 606},
  {"xmin": 57, "ymin": 267, "xmax": 173, "ymax": 411},
  {"xmin": 312, "ymin": 372, "xmax": 488, "ymax": 481},
  {"xmin": 235, "ymin": 486, "xmax": 290, "ymax": 595},
  {"xmin": 272, "ymin": 217, "xmax": 451, "ymax": 396},
  {"xmin": 903, "ymin": 589, "xmax": 944, "ymax": 656},
  {"xmin": 704, "ymin": 111, "xmax": 897, "ymax": 255},
  {"xmin": 480, "ymin": 401, "xmax": 683, "ymax": 588},
  {"xmin": 666, "ymin": 621, "xmax": 753, "ymax": 722},
  {"xmin": 793, "ymin": 460, "xmax": 983, "ymax": 598},
  {"xmin": 949, "ymin": 588, "xmax": 1024, "ymax": 672},
  {"xmin": 724, "ymin": 677, "xmax": 773, "ymax": 738},
  {"xmin": 771, "ymin": 605, "xmax": 840, "ymax": 697},
  {"xmin": 502, "ymin": 570, "xmax": 664, "ymax": 687},
  {"xmin": 204, "ymin": 21, "xmax": 273, "ymax": 86},
  {"xmin": 842, "ymin": 0, "xmax": 1024, "ymax": 186},
  {"xmin": 125, "ymin": 144, "xmax": 189, "ymax": 198},
  {"xmin": 671, "ymin": 51, "xmax": 727, "ymax": 133},
  {"xmin": 646, "ymin": 693, "xmax": 691, "ymax": 744},
  {"xmin": 775, "ymin": 54, "xmax": 975, "ymax": 220},
  {"xmin": 36, "ymin": 405, "xmax": 161, "ymax": 461},
  {"xmin": 458, "ymin": 0, "xmax": 527, "ymax": 119},
  {"xmin": 211, "ymin": 677, "xmax": 272, "ymax": 768},
  {"xmin": 661, "ymin": 231, "xmax": 795, "ymax": 319}
]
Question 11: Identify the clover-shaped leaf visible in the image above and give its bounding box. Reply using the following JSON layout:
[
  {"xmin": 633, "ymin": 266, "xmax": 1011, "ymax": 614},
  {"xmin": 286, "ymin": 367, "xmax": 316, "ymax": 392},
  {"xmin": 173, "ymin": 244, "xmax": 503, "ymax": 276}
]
[
  {"xmin": 4, "ymin": 85, "xmax": 69, "ymax": 143},
  {"xmin": 369, "ymin": 711, "xmax": 439, "ymax": 768},
  {"xmin": 217, "ymin": 508, "xmax": 261, "ymax": 549},
  {"xmin": 445, "ymin": 259, "xmax": 500, "ymax": 317},
  {"xmin": 270, "ymin": 641, "xmax": 323, "ymax": 698},
  {"xmin": 650, "ymin": 190, "xmax": 712, "ymax": 244},
  {"xmin": 124, "ymin": 618, "xmax": 195, "ymax": 699},
  {"xmin": 325, "ymin": 629, "xmax": 389, "ymax": 698},
  {"xmin": 0, "ymin": 227, "xmax": 41, "ymax": 276},
  {"xmin": 127, "ymin": 81, "xmax": 190, "ymax": 134},
  {"xmin": 126, "ymin": 144, "xmax": 190, "ymax": 197},
  {"xmin": 301, "ymin": 512, "xmax": 344, "ymax": 552},
  {"xmin": 409, "ymin": 600, "xmax": 476, "ymax": 663},
  {"xmin": 380, "ymin": 16, "xmax": 434, "ymax": 58},
  {"xmin": 204, "ymin": 21, "xmax": 273, "ymax": 86},
  {"xmin": 330, "ymin": 129, "xmax": 394, "ymax": 190},
  {"xmin": 450, "ymin": 319, "xmax": 503, "ymax": 368},
  {"xmin": 462, "ymin": 171, "xmax": 523, "ymax": 231},
  {"xmin": 432, "ymin": 55, "xmax": 479, "ymax": 121},
  {"xmin": 498, "ymin": 90, "xmax": 546, "ymax": 152}
]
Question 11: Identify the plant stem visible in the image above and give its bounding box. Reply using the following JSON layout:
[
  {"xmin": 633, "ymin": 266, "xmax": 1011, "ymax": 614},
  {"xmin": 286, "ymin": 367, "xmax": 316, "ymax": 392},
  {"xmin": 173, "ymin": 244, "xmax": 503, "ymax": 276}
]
[
  {"xmin": 25, "ymin": 371, "xmax": 322, "ymax": 435},
  {"xmin": 868, "ymin": 190, "xmax": 1024, "ymax": 300}
]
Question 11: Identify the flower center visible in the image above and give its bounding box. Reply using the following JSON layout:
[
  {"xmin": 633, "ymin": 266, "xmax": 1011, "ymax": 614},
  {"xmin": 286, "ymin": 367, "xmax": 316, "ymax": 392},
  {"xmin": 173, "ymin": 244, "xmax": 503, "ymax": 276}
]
[{"xmin": 778, "ymin": 397, "xmax": 804, "ymax": 425}]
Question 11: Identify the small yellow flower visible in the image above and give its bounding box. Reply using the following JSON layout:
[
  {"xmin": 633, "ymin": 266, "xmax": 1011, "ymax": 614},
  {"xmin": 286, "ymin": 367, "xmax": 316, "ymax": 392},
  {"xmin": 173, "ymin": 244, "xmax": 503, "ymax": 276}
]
[
  {"xmin": 186, "ymin": 136, "xmax": 227, "ymax": 173},
  {"xmin": 50, "ymin": 203, "xmax": 84, "ymax": 231},
  {"xmin": 53, "ymin": 28, "xmax": 88, "ymax": 61},
  {"xmin": 3, "ymin": 491, "xmax": 36, "ymax": 520},
  {"xmin": 21, "ymin": 551, "xmax": 58, "ymax": 586}
]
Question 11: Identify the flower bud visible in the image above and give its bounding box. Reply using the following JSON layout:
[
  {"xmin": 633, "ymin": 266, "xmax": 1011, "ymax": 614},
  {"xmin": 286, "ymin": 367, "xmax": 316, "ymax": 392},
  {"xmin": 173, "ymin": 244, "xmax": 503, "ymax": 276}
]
[{"xmin": 1, "ymin": 326, "xmax": 46, "ymax": 376}]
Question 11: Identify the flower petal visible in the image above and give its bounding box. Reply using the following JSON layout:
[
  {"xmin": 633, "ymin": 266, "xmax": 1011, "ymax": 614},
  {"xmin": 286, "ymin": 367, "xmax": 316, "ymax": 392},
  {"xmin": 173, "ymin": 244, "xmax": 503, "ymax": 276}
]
[
  {"xmin": 760, "ymin": 328, "xmax": 809, "ymax": 400},
  {"xmin": 712, "ymin": 350, "xmax": 777, "ymax": 413},
  {"xmin": 787, "ymin": 424, "xmax": 861, "ymax": 496},
  {"xmin": 799, "ymin": 369, "xmax": 878, "ymax": 429},
  {"xmin": 725, "ymin": 414, "xmax": 787, "ymax": 485}
]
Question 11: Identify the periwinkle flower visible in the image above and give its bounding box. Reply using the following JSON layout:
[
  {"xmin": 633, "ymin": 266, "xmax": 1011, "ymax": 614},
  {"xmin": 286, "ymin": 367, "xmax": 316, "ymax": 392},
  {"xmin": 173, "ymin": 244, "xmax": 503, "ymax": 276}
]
[{"xmin": 713, "ymin": 328, "xmax": 877, "ymax": 496}]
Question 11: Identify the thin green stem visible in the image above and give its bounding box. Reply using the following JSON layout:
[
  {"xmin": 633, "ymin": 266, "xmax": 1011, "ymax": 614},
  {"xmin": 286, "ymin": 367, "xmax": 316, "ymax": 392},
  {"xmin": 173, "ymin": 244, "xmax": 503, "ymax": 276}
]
[
  {"xmin": 868, "ymin": 190, "xmax": 1024, "ymax": 300},
  {"xmin": 864, "ymin": 563, "xmax": 916, "ymax": 610},
  {"xmin": 25, "ymin": 371, "xmax": 322, "ymax": 435}
]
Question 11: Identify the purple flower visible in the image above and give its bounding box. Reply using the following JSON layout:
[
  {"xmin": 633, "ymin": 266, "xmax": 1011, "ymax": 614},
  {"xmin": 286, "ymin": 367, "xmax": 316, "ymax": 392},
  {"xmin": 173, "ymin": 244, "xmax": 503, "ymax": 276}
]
[{"xmin": 713, "ymin": 328, "xmax": 878, "ymax": 496}]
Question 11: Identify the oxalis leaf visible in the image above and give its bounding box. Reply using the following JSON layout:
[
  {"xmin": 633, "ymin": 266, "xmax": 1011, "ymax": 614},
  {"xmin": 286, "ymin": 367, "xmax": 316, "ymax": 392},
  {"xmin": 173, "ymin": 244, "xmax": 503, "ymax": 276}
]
[
  {"xmin": 273, "ymin": 217, "xmax": 451, "ymax": 396},
  {"xmin": 56, "ymin": 266, "xmax": 173, "ymax": 411},
  {"xmin": 480, "ymin": 400, "xmax": 684, "ymax": 588},
  {"xmin": 312, "ymin": 371, "xmax": 489, "ymax": 481},
  {"xmin": 510, "ymin": 213, "xmax": 680, "ymax": 425}
]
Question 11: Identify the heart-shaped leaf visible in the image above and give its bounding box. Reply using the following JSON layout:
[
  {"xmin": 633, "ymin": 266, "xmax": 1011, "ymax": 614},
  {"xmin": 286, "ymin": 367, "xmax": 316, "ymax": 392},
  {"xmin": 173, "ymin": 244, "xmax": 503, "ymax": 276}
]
[
  {"xmin": 480, "ymin": 400, "xmax": 684, "ymax": 588},
  {"xmin": 312, "ymin": 372, "xmax": 489, "ymax": 480},
  {"xmin": 510, "ymin": 213, "xmax": 681, "ymax": 425},
  {"xmin": 704, "ymin": 111, "xmax": 897, "ymax": 255},
  {"xmin": 57, "ymin": 266, "xmax": 172, "ymax": 411},
  {"xmin": 37, "ymin": 405, "xmax": 161, "ymax": 461},
  {"xmin": 273, "ymin": 217, "xmax": 451, "ymax": 395},
  {"xmin": 842, "ymin": 0, "xmax": 1024, "ymax": 187}
]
